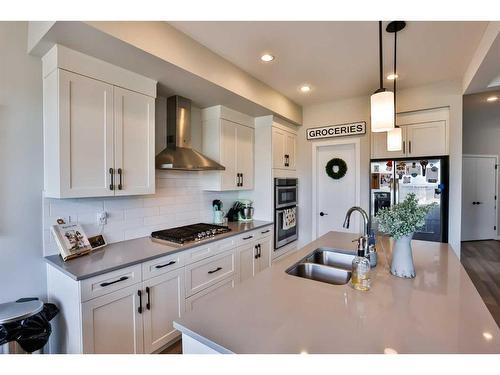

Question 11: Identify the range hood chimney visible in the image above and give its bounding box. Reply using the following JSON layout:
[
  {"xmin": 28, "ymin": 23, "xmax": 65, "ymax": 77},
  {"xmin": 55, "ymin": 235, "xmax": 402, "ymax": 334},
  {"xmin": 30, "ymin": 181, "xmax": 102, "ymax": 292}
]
[{"xmin": 155, "ymin": 96, "xmax": 225, "ymax": 171}]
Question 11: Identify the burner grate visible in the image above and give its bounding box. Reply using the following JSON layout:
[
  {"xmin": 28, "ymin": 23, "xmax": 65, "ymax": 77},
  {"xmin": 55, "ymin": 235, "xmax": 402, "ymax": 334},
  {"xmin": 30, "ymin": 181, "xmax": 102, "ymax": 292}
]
[{"xmin": 151, "ymin": 223, "xmax": 231, "ymax": 244}]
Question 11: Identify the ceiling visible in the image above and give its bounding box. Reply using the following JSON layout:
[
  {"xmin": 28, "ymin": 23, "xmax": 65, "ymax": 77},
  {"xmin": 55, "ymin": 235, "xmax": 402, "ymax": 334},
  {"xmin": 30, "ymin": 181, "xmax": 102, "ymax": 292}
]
[{"xmin": 170, "ymin": 21, "xmax": 488, "ymax": 106}]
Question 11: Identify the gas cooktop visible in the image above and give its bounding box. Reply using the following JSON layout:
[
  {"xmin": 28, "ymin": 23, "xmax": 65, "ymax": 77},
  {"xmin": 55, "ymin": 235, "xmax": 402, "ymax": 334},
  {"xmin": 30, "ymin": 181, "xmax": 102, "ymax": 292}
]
[{"xmin": 151, "ymin": 223, "xmax": 231, "ymax": 246}]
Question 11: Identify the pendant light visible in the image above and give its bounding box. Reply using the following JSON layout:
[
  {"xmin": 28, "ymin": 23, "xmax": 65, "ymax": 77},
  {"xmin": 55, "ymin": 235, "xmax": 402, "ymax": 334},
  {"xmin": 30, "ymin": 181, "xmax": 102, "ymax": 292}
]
[
  {"xmin": 370, "ymin": 21, "xmax": 394, "ymax": 133},
  {"xmin": 386, "ymin": 21, "xmax": 406, "ymax": 151}
]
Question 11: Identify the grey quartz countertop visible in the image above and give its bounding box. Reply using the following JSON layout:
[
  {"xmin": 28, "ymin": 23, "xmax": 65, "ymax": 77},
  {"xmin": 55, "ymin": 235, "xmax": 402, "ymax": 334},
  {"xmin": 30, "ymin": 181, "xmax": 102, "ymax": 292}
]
[
  {"xmin": 44, "ymin": 220, "xmax": 273, "ymax": 281},
  {"xmin": 174, "ymin": 231, "xmax": 500, "ymax": 354}
]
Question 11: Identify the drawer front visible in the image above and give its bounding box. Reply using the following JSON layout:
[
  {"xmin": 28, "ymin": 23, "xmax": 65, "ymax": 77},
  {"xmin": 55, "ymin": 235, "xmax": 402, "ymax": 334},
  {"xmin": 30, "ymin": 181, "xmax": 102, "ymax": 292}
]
[
  {"xmin": 236, "ymin": 230, "xmax": 258, "ymax": 246},
  {"xmin": 80, "ymin": 264, "xmax": 142, "ymax": 302},
  {"xmin": 142, "ymin": 252, "xmax": 185, "ymax": 280},
  {"xmin": 185, "ymin": 249, "xmax": 236, "ymax": 297},
  {"xmin": 185, "ymin": 236, "xmax": 237, "ymax": 265},
  {"xmin": 185, "ymin": 276, "xmax": 237, "ymax": 312},
  {"xmin": 255, "ymin": 226, "xmax": 273, "ymax": 240}
]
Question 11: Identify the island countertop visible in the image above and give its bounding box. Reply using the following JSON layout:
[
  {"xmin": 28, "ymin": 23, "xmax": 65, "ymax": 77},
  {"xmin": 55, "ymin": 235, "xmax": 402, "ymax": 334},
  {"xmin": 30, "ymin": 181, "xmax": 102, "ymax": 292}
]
[
  {"xmin": 44, "ymin": 220, "xmax": 273, "ymax": 281},
  {"xmin": 173, "ymin": 231, "xmax": 500, "ymax": 354}
]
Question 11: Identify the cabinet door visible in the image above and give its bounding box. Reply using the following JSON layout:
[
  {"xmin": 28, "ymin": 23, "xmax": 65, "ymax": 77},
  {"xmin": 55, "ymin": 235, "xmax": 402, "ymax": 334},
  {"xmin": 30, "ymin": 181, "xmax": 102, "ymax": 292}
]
[
  {"xmin": 371, "ymin": 128, "xmax": 406, "ymax": 159},
  {"xmin": 272, "ymin": 128, "xmax": 286, "ymax": 169},
  {"xmin": 258, "ymin": 236, "xmax": 272, "ymax": 272},
  {"xmin": 236, "ymin": 124, "xmax": 254, "ymax": 190},
  {"xmin": 285, "ymin": 133, "xmax": 297, "ymax": 170},
  {"xmin": 406, "ymin": 121, "xmax": 447, "ymax": 157},
  {"xmin": 238, "ymin": 242, "xmax": 258, "ymax": 282},
  {"xmin": 59, "ymin": 70, "xmax": 114, "ymax": 197},
  {"xmin": 143, "ymin": 269, "xmax": 185, "ymax": 353},
  {"xmin": 220, "ymin": 119, "xmax": 238, "ymax": 190},
  {"xmin": 114, "ymin": 87, "xmax": 155, "ymax": 196},
  {"xmin": 82, "ymin": 284, "xmax": 143, "ymax": 354}
]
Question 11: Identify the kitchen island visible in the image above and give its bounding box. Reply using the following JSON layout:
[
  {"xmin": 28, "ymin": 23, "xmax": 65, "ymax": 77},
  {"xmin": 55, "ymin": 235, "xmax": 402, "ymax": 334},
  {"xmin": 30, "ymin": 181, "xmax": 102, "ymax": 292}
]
[{"xmin": 173, "ymin": 231, "xmax": 500, "ymax": 353}]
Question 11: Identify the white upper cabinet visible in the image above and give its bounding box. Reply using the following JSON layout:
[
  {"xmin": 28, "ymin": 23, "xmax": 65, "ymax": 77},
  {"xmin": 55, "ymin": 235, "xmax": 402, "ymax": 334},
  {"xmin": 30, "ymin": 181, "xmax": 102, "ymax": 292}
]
[
  {"xmin": 202, "ymin": 106, "xmax": 255, "ymax": 191},
  {"xmin": 371, "ymin": 107, "xmax": 449, "ymax": 159},
  {"xmin": 371, "ymin": 127, "xmax": 407, "ymax": 160},
  {"xmin": 114, "ymin": 87, "xmax": 155, "ymax": 196},
  {"xmin": 42, "ymin": 45, "xmax": 157, "ymax": 198},
  {"xmin": 405, "ymin": 121, "xmax": 447, "ymax": 157},
  {"xmin": 272, "ymin": 126, "xmax": 297, "ymax": 170},
  {"xmin": 49, "ymin": 69, "xmax": 115, "ymax": 198}
]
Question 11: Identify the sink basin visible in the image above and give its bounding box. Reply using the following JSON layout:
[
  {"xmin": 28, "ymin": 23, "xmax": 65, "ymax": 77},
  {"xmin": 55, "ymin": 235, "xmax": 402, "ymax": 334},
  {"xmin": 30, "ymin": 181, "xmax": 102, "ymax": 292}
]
[
  {"xmin": 304, "ymin": 248, "xmax": 355, "ymax": 270},
  {"xmin": 286, "ymin": 262, "xmax": 351, "ymax": 285}
]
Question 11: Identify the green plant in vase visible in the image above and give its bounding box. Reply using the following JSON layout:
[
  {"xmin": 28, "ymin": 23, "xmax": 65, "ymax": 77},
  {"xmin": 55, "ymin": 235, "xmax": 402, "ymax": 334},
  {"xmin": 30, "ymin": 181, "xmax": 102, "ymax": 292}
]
[{"xmin": 376, "ymin": 193, "xmax": 437, "ymax": 278}]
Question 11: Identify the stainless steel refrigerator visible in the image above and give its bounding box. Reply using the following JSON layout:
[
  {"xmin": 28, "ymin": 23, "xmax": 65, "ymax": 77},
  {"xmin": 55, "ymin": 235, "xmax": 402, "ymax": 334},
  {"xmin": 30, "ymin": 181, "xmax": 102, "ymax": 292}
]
[{"xmin": 370, "ymin": 156, "xmax": 449, "ymax": 242}]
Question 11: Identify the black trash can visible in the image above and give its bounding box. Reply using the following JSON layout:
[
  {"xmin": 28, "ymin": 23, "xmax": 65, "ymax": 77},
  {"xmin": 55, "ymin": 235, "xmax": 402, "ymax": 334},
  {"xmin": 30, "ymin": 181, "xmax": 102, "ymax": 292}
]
[{"xmin": 0, "ymin": 299, "xmax": 59, "ymax": 354}]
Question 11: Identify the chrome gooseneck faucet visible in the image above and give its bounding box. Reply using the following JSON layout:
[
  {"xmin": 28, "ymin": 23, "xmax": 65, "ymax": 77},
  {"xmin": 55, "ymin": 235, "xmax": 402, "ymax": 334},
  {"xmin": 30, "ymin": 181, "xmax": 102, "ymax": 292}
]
[{"xmin": 343, "ymin": 206, "xmax": 370, "ymax": 254}]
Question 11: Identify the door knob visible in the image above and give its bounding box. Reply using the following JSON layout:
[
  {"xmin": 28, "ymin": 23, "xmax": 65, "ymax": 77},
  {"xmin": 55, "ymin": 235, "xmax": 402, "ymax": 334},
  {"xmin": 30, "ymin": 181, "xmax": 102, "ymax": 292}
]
[{"xmin": 319, "ymin": 212, "xmax": 328, "ymax": 216}]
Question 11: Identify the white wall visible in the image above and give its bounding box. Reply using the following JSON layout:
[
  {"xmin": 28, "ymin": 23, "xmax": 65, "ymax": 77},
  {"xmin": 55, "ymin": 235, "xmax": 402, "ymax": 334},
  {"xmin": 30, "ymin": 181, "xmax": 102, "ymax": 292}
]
[
  {"xmin": 0, "ymin": 22, "xmax": 46, "ymax": 303},
  {"xmin": 298, "ymin": 80, "xmax": 463, "ymax": 256},
  {"xmin": 463, "ymin": 90, "xmax": 500, "ymax": 235}
]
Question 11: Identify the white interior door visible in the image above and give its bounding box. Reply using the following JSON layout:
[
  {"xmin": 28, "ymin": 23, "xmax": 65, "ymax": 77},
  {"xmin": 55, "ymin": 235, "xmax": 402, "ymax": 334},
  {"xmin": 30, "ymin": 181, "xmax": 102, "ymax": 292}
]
[
  {"xmin": 315, "ymin": 142, "xmax": 359, "ymax": 237},
  {"xmin": 461, "ymin": 155, "xmax": 497, "ymax": 241}
]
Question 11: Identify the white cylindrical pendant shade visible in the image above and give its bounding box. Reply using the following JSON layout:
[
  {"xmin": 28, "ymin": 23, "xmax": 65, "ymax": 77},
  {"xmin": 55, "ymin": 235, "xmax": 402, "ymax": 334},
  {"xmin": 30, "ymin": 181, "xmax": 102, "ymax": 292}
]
[
  {"xmin": 370, "ymin": 91, "xmax": 395, "ymax": 132},
  {"xmin": 387, "ymin": 127, "xmax": 402, "ymax": 151}
]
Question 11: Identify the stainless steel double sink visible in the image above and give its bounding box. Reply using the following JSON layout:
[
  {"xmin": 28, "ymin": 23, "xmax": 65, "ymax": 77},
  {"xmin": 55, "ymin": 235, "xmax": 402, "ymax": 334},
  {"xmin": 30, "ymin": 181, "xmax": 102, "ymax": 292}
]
[{"xmin": 286, "ymin": 248, "xmax": 355, "ymax": 285}]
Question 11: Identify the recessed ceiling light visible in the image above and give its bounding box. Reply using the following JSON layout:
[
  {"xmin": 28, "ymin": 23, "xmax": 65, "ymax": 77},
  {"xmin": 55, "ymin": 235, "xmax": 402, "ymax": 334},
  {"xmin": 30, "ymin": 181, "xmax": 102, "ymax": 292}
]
[
  {"xmin": 387, "ymin": 73, "xmax": 398, "ymax": 80},
  {"xmin": 487, "ymin": 96, "xmax": 498, "ymax": 102},
  {"xmin": 300, "ymin": 85, "xmax": 311, "ymax": 93},
  {"xmin": 260, "ymin": 54, "xmax": 275, "ymax": 62}
]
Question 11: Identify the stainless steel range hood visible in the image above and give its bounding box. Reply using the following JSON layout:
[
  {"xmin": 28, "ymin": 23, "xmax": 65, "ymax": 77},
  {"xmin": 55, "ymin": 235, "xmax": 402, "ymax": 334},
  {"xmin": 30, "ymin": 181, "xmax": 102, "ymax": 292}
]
[{"xmin": 155, "ymin": 96, "xmax": 225, "ymax": 171}]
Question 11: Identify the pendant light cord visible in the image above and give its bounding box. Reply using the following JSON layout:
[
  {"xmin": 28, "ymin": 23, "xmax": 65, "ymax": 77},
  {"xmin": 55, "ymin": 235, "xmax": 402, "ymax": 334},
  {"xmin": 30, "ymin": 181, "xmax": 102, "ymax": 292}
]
[
  {"xmin": 379, "ymin": 21, "xmax": 383, "ymax": 90},
  {"xmin": 393, "ymin": 28, "xmax": 397, "ymax": 125}
]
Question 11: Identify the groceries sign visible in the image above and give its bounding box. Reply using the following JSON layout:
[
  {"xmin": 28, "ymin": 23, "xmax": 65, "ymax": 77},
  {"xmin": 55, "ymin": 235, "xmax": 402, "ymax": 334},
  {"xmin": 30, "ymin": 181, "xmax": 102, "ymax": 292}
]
[{"xmin": 306, "ymin": 121, "xmax": 366, "ymax": 140}]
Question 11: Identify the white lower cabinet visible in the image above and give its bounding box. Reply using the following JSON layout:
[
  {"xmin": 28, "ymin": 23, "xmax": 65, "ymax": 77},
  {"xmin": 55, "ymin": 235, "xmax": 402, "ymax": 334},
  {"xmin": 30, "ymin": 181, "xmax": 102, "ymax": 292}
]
[
  {"xmin": 185, "ymin": 276, "xmax": 237, "ymax": 312},
  {"xmin": 143, "ymin": 269, "xmax": 185, "ymax": 353},
  {"xmin": 238, "ymin": 233, "xmax": 272, "ymax": 282},
  {"xmin": 82, "ymin": 284, "xmax": 144, "ymax": 354},
  {"xmin": 48, "ymin": 225, "xmax": 273, "ymax": 353}
]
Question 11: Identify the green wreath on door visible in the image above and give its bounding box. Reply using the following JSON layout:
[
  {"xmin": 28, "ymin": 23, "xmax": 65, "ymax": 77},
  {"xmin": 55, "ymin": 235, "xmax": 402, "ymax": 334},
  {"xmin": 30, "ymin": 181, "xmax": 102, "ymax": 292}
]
[{"xmin": 325, "ymin": 158, "xmax": 348, "ymax": 180}]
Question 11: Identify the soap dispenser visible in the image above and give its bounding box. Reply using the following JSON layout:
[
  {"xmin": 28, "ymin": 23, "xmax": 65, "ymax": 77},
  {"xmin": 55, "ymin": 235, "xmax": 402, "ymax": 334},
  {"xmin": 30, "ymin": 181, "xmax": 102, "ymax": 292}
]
[{"xmin": 351, "ymin": 237, "xmax": 371, "ymax": 291}]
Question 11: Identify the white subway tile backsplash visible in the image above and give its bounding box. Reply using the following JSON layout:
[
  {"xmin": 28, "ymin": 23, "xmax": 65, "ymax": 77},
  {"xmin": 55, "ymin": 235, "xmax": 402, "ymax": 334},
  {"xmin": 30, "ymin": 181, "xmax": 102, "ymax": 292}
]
[
  {"xmin": 124, "ymin": 207, "xmax": 159, "ymax": 220},
  {"xmin": 43, "ymin": 173, "xmax": 240, "ymax": 256}
]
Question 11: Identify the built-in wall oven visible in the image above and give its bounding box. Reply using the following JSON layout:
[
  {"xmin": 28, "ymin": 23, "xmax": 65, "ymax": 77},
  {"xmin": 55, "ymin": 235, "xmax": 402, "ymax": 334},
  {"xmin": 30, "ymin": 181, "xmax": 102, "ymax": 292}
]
[{"xmin": 274, "ymin": 178, "xmax": 298, "ymax": 249}]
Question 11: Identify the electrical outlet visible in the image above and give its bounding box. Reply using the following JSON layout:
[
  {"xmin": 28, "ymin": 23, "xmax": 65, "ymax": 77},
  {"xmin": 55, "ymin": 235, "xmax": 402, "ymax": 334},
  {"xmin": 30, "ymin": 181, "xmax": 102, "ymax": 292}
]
[{"xmin": 97, "ymin": 211, "xmax": 108, "ymax": 225}]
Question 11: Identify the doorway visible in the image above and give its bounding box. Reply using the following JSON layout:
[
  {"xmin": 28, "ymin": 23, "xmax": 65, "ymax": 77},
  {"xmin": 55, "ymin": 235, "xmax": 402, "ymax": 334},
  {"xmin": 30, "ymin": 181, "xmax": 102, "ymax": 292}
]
[
  {"xmin": 312, "ymin": 139, "xmax": 361, "ymax": 239},
  {"xmin": 461, "ymin": 155, "xmax": 498, "ymax": 241}
]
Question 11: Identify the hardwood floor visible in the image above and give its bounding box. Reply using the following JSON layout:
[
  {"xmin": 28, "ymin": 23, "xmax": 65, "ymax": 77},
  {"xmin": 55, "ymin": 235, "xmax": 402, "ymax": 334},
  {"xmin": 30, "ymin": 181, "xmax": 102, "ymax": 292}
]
[
  {"xmin": 160, "ymin": 339, "xmax": 182, "ymax": 354},
  {"xmin": 461, "ymin": 240, "xmax": 500, "ymax": 327}
]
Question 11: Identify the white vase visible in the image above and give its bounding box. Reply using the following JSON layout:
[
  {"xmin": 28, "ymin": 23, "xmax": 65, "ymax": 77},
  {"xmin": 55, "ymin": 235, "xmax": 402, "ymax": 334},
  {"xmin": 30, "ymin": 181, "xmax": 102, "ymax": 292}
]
[{"xmin": 390, "ymin": 234, "xmax": 416, "ymax": 279}]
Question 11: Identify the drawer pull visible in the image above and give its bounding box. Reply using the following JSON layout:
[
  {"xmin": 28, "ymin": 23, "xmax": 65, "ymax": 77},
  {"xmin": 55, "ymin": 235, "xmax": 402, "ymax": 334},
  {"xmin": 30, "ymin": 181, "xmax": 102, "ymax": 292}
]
[
  {"xmin": 261, "ymin": 230, "xmax": 270, "ymax": 234},
  {"xmin": 100, "ymin": 276, "xmax": 128, "ymax": 287},
  {"xmin": 242, "ymin": 235, "xmax": 253, "ymax": 240},
  {"xmin": 207, "ymin": 266, "xmax": 223, "ymax": 274},
  {"xmin": 155, "ymin": 260, "xmax": 176, "ymax": 269}
]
